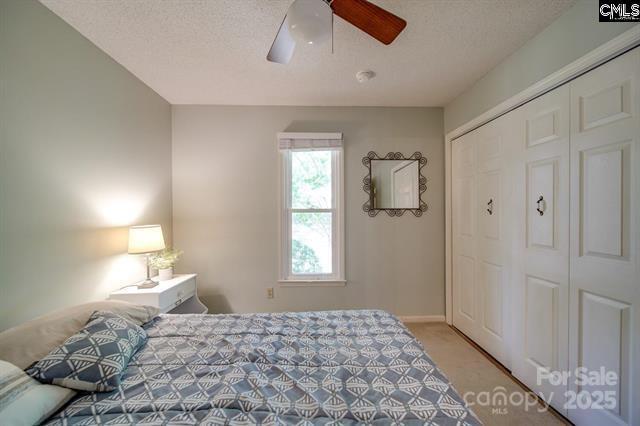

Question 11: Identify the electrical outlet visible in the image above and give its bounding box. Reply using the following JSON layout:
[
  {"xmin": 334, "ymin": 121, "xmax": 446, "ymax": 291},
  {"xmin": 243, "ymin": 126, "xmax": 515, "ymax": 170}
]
[{"xmin": 266, "ymin": 287, "xmax": 274, "ymax": 299}]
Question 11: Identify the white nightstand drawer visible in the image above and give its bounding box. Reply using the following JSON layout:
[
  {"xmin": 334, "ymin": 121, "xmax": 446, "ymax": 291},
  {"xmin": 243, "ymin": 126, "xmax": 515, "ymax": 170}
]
[
  {"xmin": 110, "ymin": 274, "xmax": 206, "ymax": 314},
  {"xmin": 159, "ymin": 277, "xmax": 195, "ymax": 312}
]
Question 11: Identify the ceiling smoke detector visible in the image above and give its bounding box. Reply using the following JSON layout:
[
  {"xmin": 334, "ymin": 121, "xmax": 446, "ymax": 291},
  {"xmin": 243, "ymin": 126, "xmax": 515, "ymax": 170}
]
[{"xmin": 356, "ymin": 70, "xmax": 376, "ymax": 83}]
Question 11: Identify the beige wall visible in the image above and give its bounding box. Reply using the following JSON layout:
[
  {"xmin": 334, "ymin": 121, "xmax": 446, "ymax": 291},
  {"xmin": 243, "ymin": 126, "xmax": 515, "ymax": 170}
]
[
  {"xmin": 172, "ymin": 106, "xmax": 444, "ymax": 317},
  {"xmin": 444, "ymin": 0, "xmax": 638, "ymax": 133},
  {"xmin": 0, "ymin": 0, "xmax": 172, "ymax": 330}
]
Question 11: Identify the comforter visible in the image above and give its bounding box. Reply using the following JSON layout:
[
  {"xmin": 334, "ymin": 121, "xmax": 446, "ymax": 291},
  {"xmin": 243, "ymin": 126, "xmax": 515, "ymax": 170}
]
[{"xmin": 46, "ymin": 310, "xmax": 479, "ymax": 425}]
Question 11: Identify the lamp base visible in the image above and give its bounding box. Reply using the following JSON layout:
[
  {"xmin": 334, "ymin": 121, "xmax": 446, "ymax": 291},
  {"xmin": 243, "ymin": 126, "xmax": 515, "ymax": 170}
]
[{"xmin": 137, "ymin": 279, "xmax": 158, "ymax": 289}]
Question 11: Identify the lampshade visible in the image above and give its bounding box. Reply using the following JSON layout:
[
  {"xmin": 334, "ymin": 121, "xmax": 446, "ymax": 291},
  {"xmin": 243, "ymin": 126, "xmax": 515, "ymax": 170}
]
[{"xmin": 128, "ymin": 225, "xmax": 165, "ymax": 254}]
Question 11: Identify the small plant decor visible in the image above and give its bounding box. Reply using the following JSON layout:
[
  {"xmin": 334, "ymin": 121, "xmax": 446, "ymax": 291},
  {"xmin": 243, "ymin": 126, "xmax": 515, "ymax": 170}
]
[{"xmin": 149, "ymin": 248, "xmax": 183, "ymax": 270}]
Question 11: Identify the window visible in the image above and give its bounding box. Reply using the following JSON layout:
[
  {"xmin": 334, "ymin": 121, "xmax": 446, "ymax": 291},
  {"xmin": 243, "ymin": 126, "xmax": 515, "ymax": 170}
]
[{"xmin": 279, "ymin": 133, "xmax": 344, "ymax": 283}]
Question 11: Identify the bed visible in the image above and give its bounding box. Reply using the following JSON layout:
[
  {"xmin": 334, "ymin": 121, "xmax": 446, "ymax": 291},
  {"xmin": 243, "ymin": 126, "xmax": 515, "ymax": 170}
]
[{"xmin": 42, "ymin": 309, "xmax": 479, "ymax": 425}]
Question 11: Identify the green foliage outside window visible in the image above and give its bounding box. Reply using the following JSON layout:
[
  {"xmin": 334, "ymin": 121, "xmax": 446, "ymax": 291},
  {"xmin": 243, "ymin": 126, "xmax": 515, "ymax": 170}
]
[
  {"xmin": 291, "ymin": 151, "xmax": 332, "ymax": 274},
  {"xmin": 291, "ymin": 151, "xmax": 331, "ymax": 208},
  {"xmin": 291, "ymin": 240, "xmax": 321, "ymax": 273}
]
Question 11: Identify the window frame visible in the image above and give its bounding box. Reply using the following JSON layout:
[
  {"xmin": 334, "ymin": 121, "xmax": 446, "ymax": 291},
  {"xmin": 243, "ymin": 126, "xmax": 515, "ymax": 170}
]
[{"xmin": 279, "ymin": 146, "xmax": 345, "ymax": 285}]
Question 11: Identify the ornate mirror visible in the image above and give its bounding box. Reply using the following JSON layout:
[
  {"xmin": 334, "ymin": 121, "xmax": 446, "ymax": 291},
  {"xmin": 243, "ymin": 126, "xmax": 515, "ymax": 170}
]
[{"xmin": 362, "ymin": 152, "xmax": 428, "ymax": 217}]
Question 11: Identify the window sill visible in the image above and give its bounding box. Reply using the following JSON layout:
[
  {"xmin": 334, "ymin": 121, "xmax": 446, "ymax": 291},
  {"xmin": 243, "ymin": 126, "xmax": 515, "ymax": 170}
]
[{"xmin": 278, "ymin": 280, "xmax": 346, "ymax": 287}]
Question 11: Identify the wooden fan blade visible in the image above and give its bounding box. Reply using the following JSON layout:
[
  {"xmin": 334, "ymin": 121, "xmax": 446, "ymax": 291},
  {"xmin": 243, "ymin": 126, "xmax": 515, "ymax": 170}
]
[{"xmin": 330, "ymin": 0, "xmax": 406, "ymax": 45}]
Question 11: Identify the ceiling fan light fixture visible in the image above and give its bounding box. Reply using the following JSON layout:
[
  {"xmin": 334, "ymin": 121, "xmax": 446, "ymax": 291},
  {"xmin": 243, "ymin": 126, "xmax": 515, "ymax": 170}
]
[{"xmin": 287, "ymin": 0, "xmax": 332, "ymax": 45}]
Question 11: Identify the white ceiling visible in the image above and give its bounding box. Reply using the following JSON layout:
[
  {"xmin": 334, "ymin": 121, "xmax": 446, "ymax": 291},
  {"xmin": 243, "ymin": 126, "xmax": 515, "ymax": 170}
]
[{"xmin": 41, "ymin": 0, "xmax": 575, "ymax": 106}]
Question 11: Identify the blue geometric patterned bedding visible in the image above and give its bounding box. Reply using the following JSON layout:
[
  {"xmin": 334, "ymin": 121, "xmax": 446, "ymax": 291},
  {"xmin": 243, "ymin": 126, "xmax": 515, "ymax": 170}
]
[{"xmin": 45, "ymin": 310, "xmax": 480, "ymax": 425}]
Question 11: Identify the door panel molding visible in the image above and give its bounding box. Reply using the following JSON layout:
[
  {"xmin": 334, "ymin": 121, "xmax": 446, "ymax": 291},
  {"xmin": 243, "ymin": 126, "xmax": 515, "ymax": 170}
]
[
  {"xmin": 527, "ymin": 108, "xmax": 560, "ymax": 148},
  {"xmin": 524, "ymin": 275, "xmax": 559, "ymax": 372},
  {"xmin": 579, "ymin": 140, "xmax": 631, "ymax": 261},
  {"xmin": 579, "ymin": 81, "xmax": 632, "ymax": 132},
  {"xmin": 578, "ymin": 290, "xmax": 631, "ymax": 423}
]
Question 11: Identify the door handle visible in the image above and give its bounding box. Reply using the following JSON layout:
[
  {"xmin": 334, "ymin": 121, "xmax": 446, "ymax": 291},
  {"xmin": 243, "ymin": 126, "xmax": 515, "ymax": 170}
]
[
  {"xmin": 536, "ymin": 195, "xmax": 546, "ymax": 216},
  {"xmin": 487, "ymin": 198, "xmax": 493, "ymax": 215}
]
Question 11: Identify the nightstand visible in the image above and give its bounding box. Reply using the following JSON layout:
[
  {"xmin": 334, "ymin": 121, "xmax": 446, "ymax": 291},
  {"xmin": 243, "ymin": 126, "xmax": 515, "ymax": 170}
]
[{"xmin": 109, "ymin": 273, "xmax": 208, "ymax": 314}]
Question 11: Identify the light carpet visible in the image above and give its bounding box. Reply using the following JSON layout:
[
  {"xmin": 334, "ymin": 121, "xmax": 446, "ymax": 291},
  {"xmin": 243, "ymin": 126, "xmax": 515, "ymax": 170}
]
[{"xmin": 406, "ymin": 322, "xmax": 569, "ymax": 425}]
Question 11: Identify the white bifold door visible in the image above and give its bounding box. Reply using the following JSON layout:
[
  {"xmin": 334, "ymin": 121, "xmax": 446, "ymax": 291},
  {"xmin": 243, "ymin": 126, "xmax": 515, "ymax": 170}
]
[
  {"xmin": 510, "ymin": 84, "xmax": 571, "ymax": 415},
  {"xmin": 567, "ymin": 48, "xmax": 640, "ymax": 426},
  {"xmin": 452, "ymin": 47, "xmax": 639, "ymax": 425},
  {"xmin": 452, "ymin": 116, "xmax": 512, "ymax": 367}
]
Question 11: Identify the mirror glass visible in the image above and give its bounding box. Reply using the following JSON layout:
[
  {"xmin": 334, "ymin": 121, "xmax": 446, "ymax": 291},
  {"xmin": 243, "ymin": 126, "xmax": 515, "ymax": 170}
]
[{"xmin": 370, "ymin": 159, "xmax": 420, "ymax": 209}]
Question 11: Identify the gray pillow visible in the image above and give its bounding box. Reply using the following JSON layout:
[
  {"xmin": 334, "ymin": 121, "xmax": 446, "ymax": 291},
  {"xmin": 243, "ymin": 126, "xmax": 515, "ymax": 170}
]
[
  {"xmin": 27, "ymin": 311, "xmax": 147, "ymax": 392},
  {"xmin": 0, "ymin": 360, "xmax": 75, "ymax": 426},
  {"xmin": 0, "ymin": 300, "xmax": 158, "ymax": 370}
]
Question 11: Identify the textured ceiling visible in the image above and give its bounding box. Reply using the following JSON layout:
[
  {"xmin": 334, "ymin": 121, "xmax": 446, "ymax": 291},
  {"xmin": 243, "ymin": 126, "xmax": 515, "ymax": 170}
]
[{"xmin": 41, "ymin": 0, "xmax": 575, "ymax": 106}]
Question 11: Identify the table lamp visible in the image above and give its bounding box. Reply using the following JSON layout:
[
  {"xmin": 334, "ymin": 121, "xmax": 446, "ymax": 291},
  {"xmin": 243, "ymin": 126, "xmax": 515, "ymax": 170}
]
[{"xmin": 128, "ymin": 224, "xmax": 165, "ymax": 288}]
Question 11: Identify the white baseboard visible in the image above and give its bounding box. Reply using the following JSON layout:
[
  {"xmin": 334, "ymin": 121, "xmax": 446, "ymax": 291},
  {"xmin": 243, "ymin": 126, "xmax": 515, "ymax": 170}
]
[{"xmin": 399, "ymin": 315, "xmax": 446, "ymax": 323}]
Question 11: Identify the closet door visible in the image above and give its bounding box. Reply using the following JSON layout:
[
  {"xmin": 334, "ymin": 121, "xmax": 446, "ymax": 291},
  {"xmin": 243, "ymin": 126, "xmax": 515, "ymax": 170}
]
[
  {"xmin": 511, "ymin": 85, "xmax": 570, "ymax": 414},
  {"xmin": 452, "ymin": 131, "xmax": 478, "ymax": 339},
  {"xmin": 452, "ymin": 118, "xmax": 510, "ymax": 366},
  {"xmin": 568, "ymin": 48, "xmax": 640, "ymax": 426},
  {"xmin": 474, "ymin": 117, "xmax": 510, "ymax": 366}
]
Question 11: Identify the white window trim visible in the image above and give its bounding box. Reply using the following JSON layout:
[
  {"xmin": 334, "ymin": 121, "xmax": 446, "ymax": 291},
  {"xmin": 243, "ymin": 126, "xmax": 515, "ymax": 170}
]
[{"xmin": 278, "ymin": 133, "xmax": 345, "ymax": 284}]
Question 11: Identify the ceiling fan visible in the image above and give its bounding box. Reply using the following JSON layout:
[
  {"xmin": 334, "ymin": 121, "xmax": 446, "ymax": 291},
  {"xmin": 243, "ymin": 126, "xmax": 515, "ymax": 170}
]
[{"xmin": 267, "ymin": 0, "xmax": 406, "ymax": 64}]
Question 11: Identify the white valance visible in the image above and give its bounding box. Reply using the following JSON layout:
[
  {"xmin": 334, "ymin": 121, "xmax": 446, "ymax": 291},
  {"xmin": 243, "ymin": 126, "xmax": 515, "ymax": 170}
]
[{"xmin": 278, "ymin": 132, "xmax": 343, "ymax": 150}]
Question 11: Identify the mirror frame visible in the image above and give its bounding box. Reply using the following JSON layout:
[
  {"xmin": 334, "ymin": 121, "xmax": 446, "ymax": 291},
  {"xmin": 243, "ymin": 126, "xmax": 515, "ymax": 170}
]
[{"xmin": 362, "ymin": 151, "xmax": 428, "ymax": 217}]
